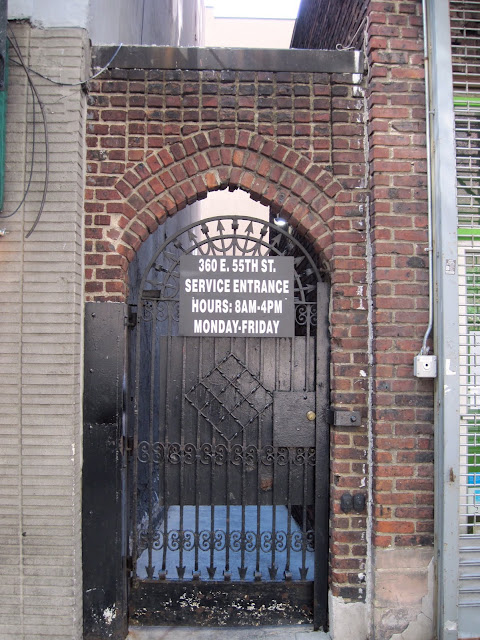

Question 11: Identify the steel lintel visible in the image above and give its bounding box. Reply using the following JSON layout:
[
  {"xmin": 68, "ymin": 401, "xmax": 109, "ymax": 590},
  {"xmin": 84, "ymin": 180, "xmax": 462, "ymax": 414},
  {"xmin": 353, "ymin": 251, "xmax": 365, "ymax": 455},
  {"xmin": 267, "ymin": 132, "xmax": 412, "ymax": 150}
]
[{"xmin": 92, "ymin": 45, "xmax": 363, "ymax": 74}]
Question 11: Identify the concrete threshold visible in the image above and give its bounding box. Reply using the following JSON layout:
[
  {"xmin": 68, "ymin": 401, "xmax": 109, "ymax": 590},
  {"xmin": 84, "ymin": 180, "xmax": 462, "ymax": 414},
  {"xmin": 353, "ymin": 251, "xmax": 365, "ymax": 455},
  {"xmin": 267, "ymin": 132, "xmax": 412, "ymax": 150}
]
[{"xmin": 127, "ymin": 626, "xmax": 331, "ymax": 639}]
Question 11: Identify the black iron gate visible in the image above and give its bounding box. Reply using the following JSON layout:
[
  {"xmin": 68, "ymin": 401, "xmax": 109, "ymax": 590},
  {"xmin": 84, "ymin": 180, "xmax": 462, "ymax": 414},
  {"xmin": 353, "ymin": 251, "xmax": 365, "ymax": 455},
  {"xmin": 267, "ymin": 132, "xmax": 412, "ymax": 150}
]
[{"xmin": 128, "ymin": 215, "xmax": 329, "ymax": 629}]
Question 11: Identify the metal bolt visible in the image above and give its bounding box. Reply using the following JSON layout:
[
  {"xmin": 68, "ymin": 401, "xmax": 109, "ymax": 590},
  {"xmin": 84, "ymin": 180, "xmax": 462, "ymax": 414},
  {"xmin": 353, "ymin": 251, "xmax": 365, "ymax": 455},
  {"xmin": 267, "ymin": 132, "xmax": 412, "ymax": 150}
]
[{"xmin": 350, "ymin": 414, "xmax": 357, "ymax": 423}]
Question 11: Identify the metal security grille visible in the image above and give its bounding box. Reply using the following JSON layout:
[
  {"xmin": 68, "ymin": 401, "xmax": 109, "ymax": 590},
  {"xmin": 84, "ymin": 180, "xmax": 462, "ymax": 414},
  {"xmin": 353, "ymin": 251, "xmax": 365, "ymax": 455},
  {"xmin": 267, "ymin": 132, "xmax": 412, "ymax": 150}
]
[
  {"xmin": 127, "ymin": 216, "xmax": 330, "ymax": 629},
  {"xmin": 456, "ymin": 107, "xmax": 480, "ymax": 227},
  {"xmin": 452, "ymin": 0, "xmax": 480, "ymax": 624},
  {"xmin": 451, "ymin": 0, "xmax": 480, "ymax": 95},
  {"xmin": 458, "ymin": 250, "xmax": 480, "ymax": 615}
]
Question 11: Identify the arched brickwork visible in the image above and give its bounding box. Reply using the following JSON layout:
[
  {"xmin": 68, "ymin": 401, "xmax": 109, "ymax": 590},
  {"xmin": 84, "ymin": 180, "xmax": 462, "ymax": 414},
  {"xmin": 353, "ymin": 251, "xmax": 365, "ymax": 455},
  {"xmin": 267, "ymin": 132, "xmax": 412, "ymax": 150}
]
[
  {"xmin": 84, "ymin": 64, "xmax": 371, "ymax": 603},
  {"xmin": 85, "ymin": 129, "xmax": 358, "ymax": 301},
  {"xmin": 81, "ymin": 3, "xmax": 436, "ymax": 632},
  {"xmin": 118, "ymin": 132, "xmax": 340, "ymax": 256}
]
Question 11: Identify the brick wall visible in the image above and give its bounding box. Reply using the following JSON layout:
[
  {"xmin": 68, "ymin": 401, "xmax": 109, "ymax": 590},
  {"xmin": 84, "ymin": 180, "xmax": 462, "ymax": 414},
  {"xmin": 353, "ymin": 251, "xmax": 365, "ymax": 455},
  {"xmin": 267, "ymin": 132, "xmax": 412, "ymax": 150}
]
[
  {"xmin": 367, "ymin": 0, "xmax": 433, "ymax": 547},
  {"xmin": 366, "ymin": 0, "xmax": 434, "ymax": 636},
  {"xmin": 0, "ymin": 1, "xmax": 435, "ymax": 637},
  {"xmin": 0, "ymin": 23, "xmax": 86, "ymax": 640},
  {"xmin": 85, "ymin": 10, "xmax": 434, "ymax": 627},
  {"xmin": 85, "ymin": 64, "xmax": 371, "ymax": 601},
  {"xmin": 292, "ymin": 0, "xmax": 368, "ymax": 50}
]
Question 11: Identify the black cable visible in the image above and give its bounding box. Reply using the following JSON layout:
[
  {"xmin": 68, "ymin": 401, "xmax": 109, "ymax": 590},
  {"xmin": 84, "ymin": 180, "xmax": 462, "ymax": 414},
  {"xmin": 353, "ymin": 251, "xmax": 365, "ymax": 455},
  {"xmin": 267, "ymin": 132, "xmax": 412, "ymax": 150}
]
[
  {"xmin": 2, "ymin": 31, "xmax": 121, "ymax": 234},
  {"xmin": 6, "ymin": 29, "xmax": 49, "ymax": 237},
  {"xmin": 0, "ymin": 79, "xmax": 36, "ymax": 219},
  {"xmin": 336, "ymin": 17, "xmax": 367, "ymax": 51},
  {"xmin": 8, "ymin": 41, "xmax": 123, "ymax": 87}
]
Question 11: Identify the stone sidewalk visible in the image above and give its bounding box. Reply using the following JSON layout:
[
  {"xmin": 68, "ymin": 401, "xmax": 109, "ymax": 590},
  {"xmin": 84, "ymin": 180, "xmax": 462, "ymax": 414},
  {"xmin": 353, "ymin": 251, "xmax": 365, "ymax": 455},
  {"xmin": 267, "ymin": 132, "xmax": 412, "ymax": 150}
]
[{"xmin": 127, "ymin": 626, "xmax": 330, "ymax": 639}]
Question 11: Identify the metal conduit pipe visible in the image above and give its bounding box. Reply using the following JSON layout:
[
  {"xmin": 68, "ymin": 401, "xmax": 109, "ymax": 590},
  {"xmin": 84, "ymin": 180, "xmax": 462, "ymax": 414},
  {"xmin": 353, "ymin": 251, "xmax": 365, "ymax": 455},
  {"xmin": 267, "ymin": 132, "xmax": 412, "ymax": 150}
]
[{"xmin": 421, "ymin": 0, "xmax": 434, "ymax": 356}]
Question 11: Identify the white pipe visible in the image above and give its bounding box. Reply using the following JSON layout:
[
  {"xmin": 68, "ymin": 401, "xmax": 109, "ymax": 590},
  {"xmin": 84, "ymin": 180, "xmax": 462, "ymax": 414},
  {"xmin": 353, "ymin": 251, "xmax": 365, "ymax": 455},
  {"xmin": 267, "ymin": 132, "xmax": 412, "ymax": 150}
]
[{"xmin": 421, "ymin": 0, "xmax": 434, "ymax": 355}]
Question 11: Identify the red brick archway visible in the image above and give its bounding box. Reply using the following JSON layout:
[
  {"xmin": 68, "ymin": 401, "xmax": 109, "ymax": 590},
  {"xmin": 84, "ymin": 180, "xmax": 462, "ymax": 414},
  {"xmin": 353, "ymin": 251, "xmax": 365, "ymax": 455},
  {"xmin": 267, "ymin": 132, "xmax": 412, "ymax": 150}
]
[
  {"xmin": 85, "ymin": 129, "xmax": 358, "ymax": 302},
  {"xmin": 82, "ymin": 8, "xmax": 436, "ymax": 625},
  {"xmin": 84, "ymin": 62, "xmax": 371, "ymax": 604}
]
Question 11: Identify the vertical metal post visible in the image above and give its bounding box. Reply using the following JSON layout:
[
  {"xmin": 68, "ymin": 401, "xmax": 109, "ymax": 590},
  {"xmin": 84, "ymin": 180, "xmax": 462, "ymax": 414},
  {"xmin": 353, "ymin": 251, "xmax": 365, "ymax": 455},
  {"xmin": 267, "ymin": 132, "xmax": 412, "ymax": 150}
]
[
  {"xmin": 314, "ymin": 280, "xmax": 330, "ymax": 630},
  {"xmin": 83, "ymin": 302, "xmax": 128, "ymax": 640},
  {"xmin": 426, "ymin": 1, "xmax": 460, "ymax": 638}
]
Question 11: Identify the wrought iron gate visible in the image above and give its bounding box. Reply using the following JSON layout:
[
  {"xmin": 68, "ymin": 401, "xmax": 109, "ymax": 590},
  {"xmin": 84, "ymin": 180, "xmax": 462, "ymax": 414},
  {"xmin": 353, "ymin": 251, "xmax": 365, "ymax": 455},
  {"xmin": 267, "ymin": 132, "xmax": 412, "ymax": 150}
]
[{"xmin": 128, "ymin": 215, "xmax": 329, "ymax": 629}]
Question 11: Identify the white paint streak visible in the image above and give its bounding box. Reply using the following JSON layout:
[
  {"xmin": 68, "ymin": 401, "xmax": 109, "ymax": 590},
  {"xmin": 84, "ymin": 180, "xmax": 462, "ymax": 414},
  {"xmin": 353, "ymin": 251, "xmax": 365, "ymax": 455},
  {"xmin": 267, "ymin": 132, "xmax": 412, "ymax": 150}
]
[
  {"xmin": 445, "ymin": 359, "xmax": 456, "ymax": 375},
  {"xmin": 103, "ymin": 606, "xmax": 116, "ymax": 625},
  {"xmin": 360, "ymin": 370, "xmax": 367, "ymax": 377},
  {"xmin": 357, "ymin": 286, "xmax": 366, "ymax": 309}
]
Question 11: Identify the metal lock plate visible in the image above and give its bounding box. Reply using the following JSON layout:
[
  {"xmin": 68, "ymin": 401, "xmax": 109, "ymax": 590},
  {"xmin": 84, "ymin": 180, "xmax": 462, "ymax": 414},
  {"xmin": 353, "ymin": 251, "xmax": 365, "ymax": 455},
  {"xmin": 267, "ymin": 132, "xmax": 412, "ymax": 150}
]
[
  {"xmin": 332, "ymin": 410, "xmax": 362, "ymax": 427},
  {"xmin": 273, "ymin": 391, "xmax": 315, "ymax": 447}
]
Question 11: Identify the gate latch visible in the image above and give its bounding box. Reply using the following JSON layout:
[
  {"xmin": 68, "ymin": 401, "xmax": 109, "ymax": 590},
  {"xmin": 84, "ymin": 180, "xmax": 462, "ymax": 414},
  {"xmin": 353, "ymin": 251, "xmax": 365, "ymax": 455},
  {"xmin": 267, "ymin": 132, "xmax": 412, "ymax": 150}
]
[
  {"xmin": 126, "ymin": 305, "xmax": 137, "ymax": 328},
  {"xmin": 120, "ymin": 435, "xmax": 133, "ymax": 456},
  {"xmin": 330, "ymin": 409, "xmax": 362, "ymax": 427},
  {"xmin": 125, "ymin": 555, "xmax": 133, "ymax": 577}
]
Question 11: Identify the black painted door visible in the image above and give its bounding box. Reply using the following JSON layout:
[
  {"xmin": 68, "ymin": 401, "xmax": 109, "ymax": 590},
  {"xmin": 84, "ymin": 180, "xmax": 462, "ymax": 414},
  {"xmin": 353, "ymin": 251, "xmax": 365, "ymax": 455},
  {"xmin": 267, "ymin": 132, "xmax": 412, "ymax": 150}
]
[{"xmin": 128, "ymin": 216, "xmax": 329, "ymax": 629}]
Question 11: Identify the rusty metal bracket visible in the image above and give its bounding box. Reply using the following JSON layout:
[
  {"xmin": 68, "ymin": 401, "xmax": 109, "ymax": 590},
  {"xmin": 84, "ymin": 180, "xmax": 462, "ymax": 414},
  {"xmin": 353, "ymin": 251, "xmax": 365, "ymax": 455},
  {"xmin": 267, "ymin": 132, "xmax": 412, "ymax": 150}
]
[{"xmin": 329, "ymin": 409, "xmax": 362, "ymax": 427}]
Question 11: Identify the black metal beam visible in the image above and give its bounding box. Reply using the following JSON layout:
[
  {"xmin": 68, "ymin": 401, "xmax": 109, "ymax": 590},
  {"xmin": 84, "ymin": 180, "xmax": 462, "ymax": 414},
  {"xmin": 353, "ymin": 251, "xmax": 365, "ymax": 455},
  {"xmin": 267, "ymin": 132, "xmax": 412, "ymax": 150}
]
[
  {"xmin": 130, "ymin": 581, "xmax": 314, "ymax": 626},
  {"xmin": 83, "ymin": 302, "xmax": 128, "ymax": 640},
  {"xmin": 92, "ymin": 45, "xmax": 363, "ymax": 74}
]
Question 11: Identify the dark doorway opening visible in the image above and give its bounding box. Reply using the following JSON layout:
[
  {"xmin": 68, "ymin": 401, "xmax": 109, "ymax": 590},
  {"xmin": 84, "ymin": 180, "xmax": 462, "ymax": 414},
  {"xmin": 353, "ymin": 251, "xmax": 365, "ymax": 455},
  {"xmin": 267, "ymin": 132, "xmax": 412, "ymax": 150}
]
[{"xmin": 127, "ymin": 214, "xmax": 330, "ymax": 630}]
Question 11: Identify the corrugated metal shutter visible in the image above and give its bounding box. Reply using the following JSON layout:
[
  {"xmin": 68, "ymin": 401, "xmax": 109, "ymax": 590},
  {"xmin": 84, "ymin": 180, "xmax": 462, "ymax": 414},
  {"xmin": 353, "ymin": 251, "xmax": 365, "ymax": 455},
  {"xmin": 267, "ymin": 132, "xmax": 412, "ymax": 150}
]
[{"xmin": 452, "ymin": 1, "xmax": 480, "ymax": 634}]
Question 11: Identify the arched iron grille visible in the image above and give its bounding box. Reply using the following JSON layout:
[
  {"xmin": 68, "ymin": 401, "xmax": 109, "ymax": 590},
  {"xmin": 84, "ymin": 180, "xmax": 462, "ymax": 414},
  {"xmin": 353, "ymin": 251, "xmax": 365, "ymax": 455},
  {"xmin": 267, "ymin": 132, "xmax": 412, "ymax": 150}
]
[
  {"xmin": 137, "ymin": 216, "xmax": 323, "ymax": 333},
  {"xmin": 129, "ymin": 216, "xmax": 329, "ymax": 628}
]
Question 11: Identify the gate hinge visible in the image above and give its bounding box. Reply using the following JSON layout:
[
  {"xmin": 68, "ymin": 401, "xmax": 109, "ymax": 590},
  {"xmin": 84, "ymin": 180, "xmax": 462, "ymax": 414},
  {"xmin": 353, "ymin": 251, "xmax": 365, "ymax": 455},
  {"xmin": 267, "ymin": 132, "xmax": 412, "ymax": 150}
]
[
  {"xmin": 120, "ymin": 435, "xmax": 133, "ymax": 457},
  {"xmin": 125, "ymin": 555, "xmax": 133, "ymax": 576},
  {"xmin": 126, "ymin": 305, "xmax": 137, "ymax": 328}
]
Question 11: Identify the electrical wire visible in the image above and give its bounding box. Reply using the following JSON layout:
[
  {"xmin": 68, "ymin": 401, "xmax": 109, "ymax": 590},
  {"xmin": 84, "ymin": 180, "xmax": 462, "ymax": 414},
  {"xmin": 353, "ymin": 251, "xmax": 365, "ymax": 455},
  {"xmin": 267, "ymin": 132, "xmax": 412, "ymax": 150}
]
[
  {"xmin": 1, "ymin": 34, "xmax": 121, "ymax": 234},
  {"xmin": 336, "ymin": 17, "xmax": 367, "ymax": 51},
  {"xmin": 0, "ymin": 79, "xmax": 36, "ymax": 219},
  {"xmin": 8, "ymin": 42, "xmax": 122, "ymax": 87},
  {"xmin": 6, "ymin": 28, "xmax": 49, "ymax": 238}
]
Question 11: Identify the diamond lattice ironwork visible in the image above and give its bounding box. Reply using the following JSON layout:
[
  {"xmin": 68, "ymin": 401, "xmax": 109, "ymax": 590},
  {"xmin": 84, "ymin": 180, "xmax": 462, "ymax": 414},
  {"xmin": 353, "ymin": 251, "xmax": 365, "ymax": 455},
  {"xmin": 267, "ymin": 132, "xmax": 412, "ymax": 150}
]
[{"xmin": 185, "ymin": 353, "xmax": 273, "ymax": 442}]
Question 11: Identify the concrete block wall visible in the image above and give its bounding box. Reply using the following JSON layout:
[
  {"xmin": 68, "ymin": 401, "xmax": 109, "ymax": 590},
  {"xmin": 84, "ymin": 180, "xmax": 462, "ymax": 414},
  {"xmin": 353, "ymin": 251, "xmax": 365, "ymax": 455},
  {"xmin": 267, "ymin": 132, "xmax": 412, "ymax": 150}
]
[{"xmin": 0, "ymin": 23, "xmax": 86, "ymax": 640}]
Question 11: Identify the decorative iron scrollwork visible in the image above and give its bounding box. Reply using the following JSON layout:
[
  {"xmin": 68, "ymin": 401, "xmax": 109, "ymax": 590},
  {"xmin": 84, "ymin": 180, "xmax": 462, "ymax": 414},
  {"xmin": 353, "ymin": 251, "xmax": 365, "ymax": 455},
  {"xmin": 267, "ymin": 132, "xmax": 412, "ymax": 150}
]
[
  {"xmin": 295, "ymin": 303, "xmax": 317, "ymax": 327},
  {"xmin": 141, "ymin": 527, "xmax": 314, "ymax": 553},
  {"xmin": 137, "ymin": 442, "xmax": 315, "ymax": 466},
  {"xmin": 138, "ymin": 216, "xmax": 323, "ymax": 315}
]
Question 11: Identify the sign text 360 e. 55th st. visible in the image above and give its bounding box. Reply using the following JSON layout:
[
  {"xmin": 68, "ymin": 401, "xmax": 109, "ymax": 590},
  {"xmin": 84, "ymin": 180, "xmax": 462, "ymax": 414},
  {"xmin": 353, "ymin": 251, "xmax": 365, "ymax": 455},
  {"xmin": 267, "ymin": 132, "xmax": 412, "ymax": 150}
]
[{"xmin": 179, "ymin": 256, "xmax": 294, "ymax": 337}]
